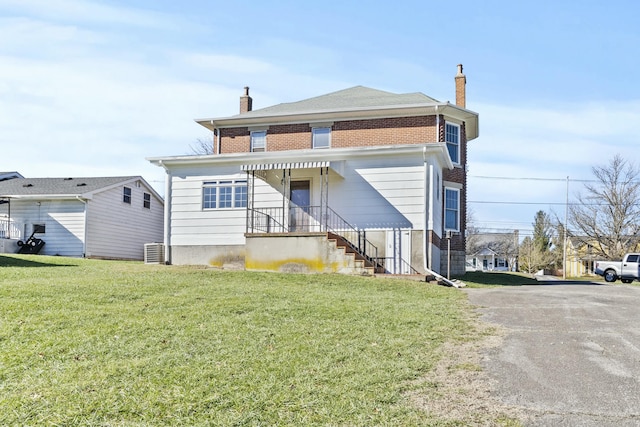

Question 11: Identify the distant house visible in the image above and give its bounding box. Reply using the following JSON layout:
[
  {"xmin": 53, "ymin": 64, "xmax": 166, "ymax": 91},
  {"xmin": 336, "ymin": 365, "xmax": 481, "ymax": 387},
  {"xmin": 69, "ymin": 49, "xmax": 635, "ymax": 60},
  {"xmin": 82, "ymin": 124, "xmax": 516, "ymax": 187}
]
[
  {"xmin": 0, "ymin": 176, "xmax": 163, "ymax": 260},
  {"xmin": 0, "ymin": 171, "xmax": 23, "ymax": 182},
  {"xmin": 466, "ymin": 231, "xmax": 519, "ymax": 271},
  {"xmin": 149, "ymin": 65, "xmax": 479, "ymax": 275}
]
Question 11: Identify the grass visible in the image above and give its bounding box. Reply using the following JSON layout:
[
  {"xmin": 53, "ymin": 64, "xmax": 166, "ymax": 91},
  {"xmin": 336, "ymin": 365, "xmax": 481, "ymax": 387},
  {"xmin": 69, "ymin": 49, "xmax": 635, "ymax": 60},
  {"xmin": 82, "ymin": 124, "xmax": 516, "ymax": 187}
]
[
  {"xmin": 0, "ymin": 254, "xmax": 501, "ymax": 426},
  {"xmin": 458, "ymin": 271, "xmax": 539, "ymax": 287}
]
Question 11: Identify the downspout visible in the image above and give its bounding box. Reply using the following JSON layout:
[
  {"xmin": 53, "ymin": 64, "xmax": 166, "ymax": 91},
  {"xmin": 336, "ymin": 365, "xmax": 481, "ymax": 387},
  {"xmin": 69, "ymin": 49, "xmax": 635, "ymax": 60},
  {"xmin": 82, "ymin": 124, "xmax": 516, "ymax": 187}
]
[
  {"xmin": 423, "ymin": 147, "xmax": 430, "ymax": 272},
  {"xmin": 158, "ymin": 160, "xmax": 172, "ymax": 264},
  {"xmin": 75, "ymin": 196, "xmax": 88, "ymax": 257},
  {"xmin": 421, "ymin": 111, "xmax": 464, "ymax": 288}
]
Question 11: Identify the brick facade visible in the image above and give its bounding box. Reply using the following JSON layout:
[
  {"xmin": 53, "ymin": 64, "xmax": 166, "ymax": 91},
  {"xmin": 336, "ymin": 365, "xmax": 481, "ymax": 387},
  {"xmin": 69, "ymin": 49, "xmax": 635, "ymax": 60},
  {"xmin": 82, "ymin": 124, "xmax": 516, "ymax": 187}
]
[{"xmin": 218, "ymin": 116, "xmax": 439, "ymax": 154}]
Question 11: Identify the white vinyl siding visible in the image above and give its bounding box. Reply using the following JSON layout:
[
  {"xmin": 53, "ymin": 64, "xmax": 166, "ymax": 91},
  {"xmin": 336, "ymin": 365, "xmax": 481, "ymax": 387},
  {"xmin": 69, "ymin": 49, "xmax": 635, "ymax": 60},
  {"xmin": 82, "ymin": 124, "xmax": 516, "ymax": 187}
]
[
  {"xmin": 86, "ymin": 183, "xmax": 164, "ymax": 260},
  {"xmin": 329, "ymin": 157, "xmax": 425, "ymax": 229},
  {"xmin": 169, "ymin": 165, "xmax": 282, "ymax": 246},
  {"xmin": 5, "ymin": 199, "xmax": 85, "ymax": 257}
]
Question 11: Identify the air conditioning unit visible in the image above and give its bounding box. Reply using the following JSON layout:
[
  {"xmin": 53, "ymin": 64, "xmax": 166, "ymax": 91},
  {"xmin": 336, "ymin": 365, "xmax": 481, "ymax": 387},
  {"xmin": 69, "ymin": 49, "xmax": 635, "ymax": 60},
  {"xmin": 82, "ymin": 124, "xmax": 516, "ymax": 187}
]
[{"xmin": 144, "ymin": 243, "xmax": 165, "ymax": 264}]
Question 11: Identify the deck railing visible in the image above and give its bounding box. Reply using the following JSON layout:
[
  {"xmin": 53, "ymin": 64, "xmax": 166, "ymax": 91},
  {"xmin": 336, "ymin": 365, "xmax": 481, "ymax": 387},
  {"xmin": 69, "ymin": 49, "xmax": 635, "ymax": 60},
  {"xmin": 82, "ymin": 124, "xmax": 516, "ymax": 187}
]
[
  {"xmin": 0, "ymin": 220, "xmax": 21, "ymax": 240},
  {"xmin": 247, "ymin": 205, "xmax": 381, "ymax": 269}
]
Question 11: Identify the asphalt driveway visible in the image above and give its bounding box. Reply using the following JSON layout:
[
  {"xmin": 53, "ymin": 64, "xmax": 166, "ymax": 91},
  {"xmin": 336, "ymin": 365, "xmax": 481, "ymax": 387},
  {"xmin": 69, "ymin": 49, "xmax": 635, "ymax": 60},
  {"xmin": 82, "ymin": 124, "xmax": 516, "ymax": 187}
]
[{"xmin": 465, "ymin": 282, "xmax": 640, "ymax": 426}]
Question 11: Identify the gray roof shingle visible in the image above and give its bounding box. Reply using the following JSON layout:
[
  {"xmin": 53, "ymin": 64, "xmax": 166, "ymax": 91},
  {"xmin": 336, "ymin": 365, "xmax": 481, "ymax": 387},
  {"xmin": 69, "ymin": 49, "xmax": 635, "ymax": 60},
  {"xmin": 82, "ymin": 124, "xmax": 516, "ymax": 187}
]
[
  {"xmin": 233, "ymin": 86, "xmax": 440, "ymax": 118},
  {"xmin": 0, "ymin": 176, "xmax": 139, "ymax": 197}
]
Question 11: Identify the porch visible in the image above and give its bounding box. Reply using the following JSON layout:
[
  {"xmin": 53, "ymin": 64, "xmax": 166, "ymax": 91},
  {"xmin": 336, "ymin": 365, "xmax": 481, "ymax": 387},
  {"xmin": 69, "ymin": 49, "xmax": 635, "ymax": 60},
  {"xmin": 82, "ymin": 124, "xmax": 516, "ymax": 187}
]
[
  {"xmin": 0, "ymin": 219, "xmax": 21, "ymax": 240},
  {"xmin": 240, "ymin": 159, "xmax": 420, "ymax": 275},
  {"xmin": 246, "ymin": 205, "xmax": 386, "ymax": 273}
]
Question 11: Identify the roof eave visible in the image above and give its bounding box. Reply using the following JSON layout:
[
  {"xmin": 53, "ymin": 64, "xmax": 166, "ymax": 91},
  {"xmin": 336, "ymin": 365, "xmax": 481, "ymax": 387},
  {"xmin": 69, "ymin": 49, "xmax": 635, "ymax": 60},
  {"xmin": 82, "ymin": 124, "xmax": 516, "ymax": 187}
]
[
  {"xmin": 196, "ymin": 102, "xmax": 479, "ymax": 140},
  {"xmin": 0, "ymin": 194, "xmax": 91, "ymax": 200},
  {"xmin": 148, "ymin": 143, "xmax": 451, "ymax": 168}
]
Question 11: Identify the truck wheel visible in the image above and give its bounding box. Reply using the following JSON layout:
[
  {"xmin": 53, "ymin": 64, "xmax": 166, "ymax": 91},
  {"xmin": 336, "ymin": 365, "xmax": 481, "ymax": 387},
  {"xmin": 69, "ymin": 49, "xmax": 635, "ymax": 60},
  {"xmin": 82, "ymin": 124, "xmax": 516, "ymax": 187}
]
[{"xmin": 604, "ymin": 269, "xmax": 617, "ymax": 283}]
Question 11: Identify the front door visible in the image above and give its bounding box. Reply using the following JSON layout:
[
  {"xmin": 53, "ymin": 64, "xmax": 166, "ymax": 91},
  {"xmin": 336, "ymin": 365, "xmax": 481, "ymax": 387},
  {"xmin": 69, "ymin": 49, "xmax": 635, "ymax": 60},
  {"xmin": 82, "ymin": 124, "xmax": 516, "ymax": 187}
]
[
  {"xmin": 290, "ymin": 180, "xmax": 310, "ymax": 208},
  {"xmin": 290, "ymin": 180, "xmax": 310, "ymax": 231}
]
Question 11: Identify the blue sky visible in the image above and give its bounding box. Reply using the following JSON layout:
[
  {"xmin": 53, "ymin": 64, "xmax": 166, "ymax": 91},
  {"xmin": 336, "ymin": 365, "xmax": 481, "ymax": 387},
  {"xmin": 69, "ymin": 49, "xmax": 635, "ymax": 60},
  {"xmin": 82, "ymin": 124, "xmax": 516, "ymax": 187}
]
[{"xmin": 2, "ymin": 0, "xmax": 640, "ymax": 236}]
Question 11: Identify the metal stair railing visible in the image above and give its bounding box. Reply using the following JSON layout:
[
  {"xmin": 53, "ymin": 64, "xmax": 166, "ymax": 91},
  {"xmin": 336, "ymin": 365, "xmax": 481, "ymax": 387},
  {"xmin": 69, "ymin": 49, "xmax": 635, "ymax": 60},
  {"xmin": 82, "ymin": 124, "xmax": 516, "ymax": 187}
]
[{"xmin": 247, "ymin": 206, "xmax": 384, "ymax": 271}]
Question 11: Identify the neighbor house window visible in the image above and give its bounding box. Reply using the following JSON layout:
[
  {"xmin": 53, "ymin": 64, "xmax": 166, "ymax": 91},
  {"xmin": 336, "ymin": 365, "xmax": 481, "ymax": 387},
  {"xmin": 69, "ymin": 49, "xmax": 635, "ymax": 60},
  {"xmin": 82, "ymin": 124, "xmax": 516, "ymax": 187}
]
[
  {"xmin": 123, "ymin": 187, "xmax": 132, "ymax": 204},
  {"xmin": 312, "ymin": 127, "xmax": 331, "ymax": 149},
  {"xmin": 202, "ymin": 180, "xmax": 247, "ymax": 209},
  {"xmin": 250, "ymin": 131, "xmax": 266, "ymax": 152},
  {"xmin": 445, "ymin": 123, "xmax": 460, "ymax": 164},
  {"xmin": 143, "ymin": 192, "xmax": 151, "ymax": 209},
  {"xmin": 444, "ymin": 188, "xmax": 460, "ymax": 231}
]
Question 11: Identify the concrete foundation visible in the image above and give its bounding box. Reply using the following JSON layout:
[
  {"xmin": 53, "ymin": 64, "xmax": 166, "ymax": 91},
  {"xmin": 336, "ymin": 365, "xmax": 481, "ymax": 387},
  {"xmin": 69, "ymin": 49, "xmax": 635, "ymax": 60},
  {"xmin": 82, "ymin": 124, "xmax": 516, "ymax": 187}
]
[
  {"xmin": 245, "ymin": 233, "xmax": 371, "ymax": 274},
  {"xmin": 170, "ymin": 244, "xmax": 245, "ymax": 269},
  {"xmin": 0, "ymin": 239, "xmax": 18, "ymax": 254},
  {"xmin": 439, "ymin": 250, "xmax": 466, "ymax": 277}
]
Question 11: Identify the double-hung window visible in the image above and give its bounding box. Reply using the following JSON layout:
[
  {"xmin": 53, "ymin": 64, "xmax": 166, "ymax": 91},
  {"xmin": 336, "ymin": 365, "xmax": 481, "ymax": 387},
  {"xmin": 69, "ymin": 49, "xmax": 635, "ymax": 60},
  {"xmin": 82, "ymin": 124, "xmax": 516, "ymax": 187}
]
[
  {"xmin": 123, "ymin": 186, "xmax": 132, "ymax": 204},
  {"xmin": 445, "ymin": 123, "xmax": 460, "ymax": 164},
  {"xmin": 312, "ymin": 127, "xmax": 331, "ymax": 149},
  {"xmin": 202, "ymin": 180, "xmax": 248, "ymax": 209},
  {"xmin": 250, "ymin": 131, "xmax": 266, "ymax": 152},
  {"xmin": 143, "ymin": 192, "xmax": 151, "ymax": 209},
  {"xmin": 444, "ymin": 187, "xmax": 460, "ymax": 231}
]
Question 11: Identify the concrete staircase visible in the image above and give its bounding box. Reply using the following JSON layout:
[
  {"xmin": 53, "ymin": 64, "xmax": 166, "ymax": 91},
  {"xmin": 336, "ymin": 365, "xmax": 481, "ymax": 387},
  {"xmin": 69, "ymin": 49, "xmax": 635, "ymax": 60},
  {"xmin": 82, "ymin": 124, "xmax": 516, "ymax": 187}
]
[{"xmin": 327, "ymin": 232, "xmax": 384, "ymax": 275}]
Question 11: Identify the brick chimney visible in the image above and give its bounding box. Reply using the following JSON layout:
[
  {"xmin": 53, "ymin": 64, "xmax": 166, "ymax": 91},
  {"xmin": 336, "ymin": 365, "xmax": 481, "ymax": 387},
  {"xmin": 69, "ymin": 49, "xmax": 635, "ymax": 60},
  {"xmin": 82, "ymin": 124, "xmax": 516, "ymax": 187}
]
[
  {"xmin": 240, "ymin": 86, "xmax": 252, "ymax": 113},
  {"xmin": 455, "ymin": 64, "xmax": 466, "ymax": 108}
]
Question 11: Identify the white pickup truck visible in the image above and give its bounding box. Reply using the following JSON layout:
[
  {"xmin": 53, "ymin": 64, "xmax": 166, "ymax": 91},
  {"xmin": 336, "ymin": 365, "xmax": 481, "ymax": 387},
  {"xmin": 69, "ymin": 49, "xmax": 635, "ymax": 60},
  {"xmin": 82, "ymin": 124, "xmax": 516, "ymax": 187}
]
[{"xmin": 594, "ymin": 253, "xmax": 640, "ymax": 283}]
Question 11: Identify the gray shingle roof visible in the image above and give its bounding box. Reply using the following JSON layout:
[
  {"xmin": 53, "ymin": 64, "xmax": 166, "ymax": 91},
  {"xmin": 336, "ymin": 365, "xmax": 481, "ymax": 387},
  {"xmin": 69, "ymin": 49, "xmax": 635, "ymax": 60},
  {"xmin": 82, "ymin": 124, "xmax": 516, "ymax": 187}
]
[
  {"xmin": 0, "ymin": 176, "xmax": 139, "ymax": 197},
  {"xmin": 233, "ymin": 86, "xmax": 440, "ymax": 118}
]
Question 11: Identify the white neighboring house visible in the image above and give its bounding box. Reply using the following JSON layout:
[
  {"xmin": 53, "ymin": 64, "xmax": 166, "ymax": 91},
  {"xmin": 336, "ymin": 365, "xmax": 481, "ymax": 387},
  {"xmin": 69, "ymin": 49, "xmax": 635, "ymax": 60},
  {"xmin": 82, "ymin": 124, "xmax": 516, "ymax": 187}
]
[
  {"xmin": 0, "ymin": 176, "xmax": 164, "ymax": 260},
  {"xmin": 149, "ymin": 66, "xmax": 479, "ymax": 275}
]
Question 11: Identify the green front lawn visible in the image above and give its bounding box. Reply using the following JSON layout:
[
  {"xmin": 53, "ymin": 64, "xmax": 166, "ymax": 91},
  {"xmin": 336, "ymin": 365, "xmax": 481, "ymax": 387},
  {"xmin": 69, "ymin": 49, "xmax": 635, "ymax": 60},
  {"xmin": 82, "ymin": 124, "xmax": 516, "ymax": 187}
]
[{"xmin": 0, "ymin": 254, "xmax": 507, "ymax": 425}]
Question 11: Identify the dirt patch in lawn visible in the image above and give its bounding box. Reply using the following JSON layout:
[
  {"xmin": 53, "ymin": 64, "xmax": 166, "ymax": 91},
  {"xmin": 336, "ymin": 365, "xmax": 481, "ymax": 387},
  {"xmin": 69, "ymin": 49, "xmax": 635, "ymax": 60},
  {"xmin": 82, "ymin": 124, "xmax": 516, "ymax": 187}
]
[{"xmin": 407, "ymin": 316, "xmax": 528, "ymax": 426}]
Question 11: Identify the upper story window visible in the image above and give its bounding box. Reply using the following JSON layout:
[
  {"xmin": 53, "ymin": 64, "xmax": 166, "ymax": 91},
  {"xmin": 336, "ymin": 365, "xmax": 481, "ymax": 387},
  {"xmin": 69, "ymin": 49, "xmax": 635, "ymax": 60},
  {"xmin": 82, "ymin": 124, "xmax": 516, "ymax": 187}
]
[
  {"xmin": 312, "ymin": 127, "xmax": 331, "ymax": 149},
  {"xmin": 143, "ymin": 192, "xmax": 151, "ymax": 209},
  {"xmin": 445, "ymin": 123, "xmax": 460, "ymax": 164},
  {"xmin": 123, "ymin": 186, "xmax": 132, "ymax": 204},
  {"xmin": 250, "ymin": 131, "xmax": 266, "ymax": 152},
  {"xmin": 203, "ymin": 180, "xmax": 247, "ymax": 210},
  {"xmin": 444, "ymin": 187, "xmax": 460, "ymax": 232}
]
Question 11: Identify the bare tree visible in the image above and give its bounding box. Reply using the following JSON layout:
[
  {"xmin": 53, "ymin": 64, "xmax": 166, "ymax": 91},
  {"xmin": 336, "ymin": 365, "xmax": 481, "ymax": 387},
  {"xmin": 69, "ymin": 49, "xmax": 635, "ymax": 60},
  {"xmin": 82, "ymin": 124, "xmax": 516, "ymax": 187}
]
[
  {"xmin": 519, "ymin": 211, "xmax": 557, "ymax": 274},
  {"xmin": 189, "ymin": 137, "xmax": 214, "ymax": 155},
  {"xmin": 568, "ymin": 154, "xmax": 640, "ymax": 260},
  {"xmin": 465, "ymin": 208, "xmax": 482, "ymax": 255}
]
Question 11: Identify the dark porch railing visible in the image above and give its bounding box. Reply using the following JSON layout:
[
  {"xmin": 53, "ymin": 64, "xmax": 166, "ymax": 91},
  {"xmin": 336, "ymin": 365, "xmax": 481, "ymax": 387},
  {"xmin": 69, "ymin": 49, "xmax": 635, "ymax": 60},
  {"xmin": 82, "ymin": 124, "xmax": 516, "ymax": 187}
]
[{"xmin": 247, "ymin": 206, "xmax": 382, "ymax": 270}]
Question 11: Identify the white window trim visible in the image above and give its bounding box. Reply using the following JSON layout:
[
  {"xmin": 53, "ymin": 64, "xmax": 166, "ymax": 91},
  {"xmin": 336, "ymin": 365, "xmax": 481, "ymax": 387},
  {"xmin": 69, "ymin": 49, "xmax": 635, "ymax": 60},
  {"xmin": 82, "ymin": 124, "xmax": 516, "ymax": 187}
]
[
  {"xmin": 312, "ymin": 127, "xmax": 331, "ymax": 149},
  {"xmin": 202, "ymin": 179, "xmax": 248, "ymax": 210},
  {"xmin": 445, "ymin": 122, "xmax": 460, "ymax": 165},
  {"xmin": 444, "ymin": 186, "xmax": 460, "ymax": 232},
  {"xmin": 123, "ymin": 186, "xmax": 132, "ymax": 204},
  {"xmin": 250, "ymin": 130, "xmax": 266, "ymax": 152}
]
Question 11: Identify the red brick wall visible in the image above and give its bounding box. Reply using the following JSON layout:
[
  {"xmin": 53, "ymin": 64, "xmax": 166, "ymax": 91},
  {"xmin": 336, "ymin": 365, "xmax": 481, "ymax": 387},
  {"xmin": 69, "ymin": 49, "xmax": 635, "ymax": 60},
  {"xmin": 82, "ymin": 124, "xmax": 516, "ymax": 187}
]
[
  {"xmin": 218, "ymin": 116, "xmax": 438, "ymax": 153},
  {"xmin": 442, "ymin": 121, "xmax": 467, "ymax": 253}
]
